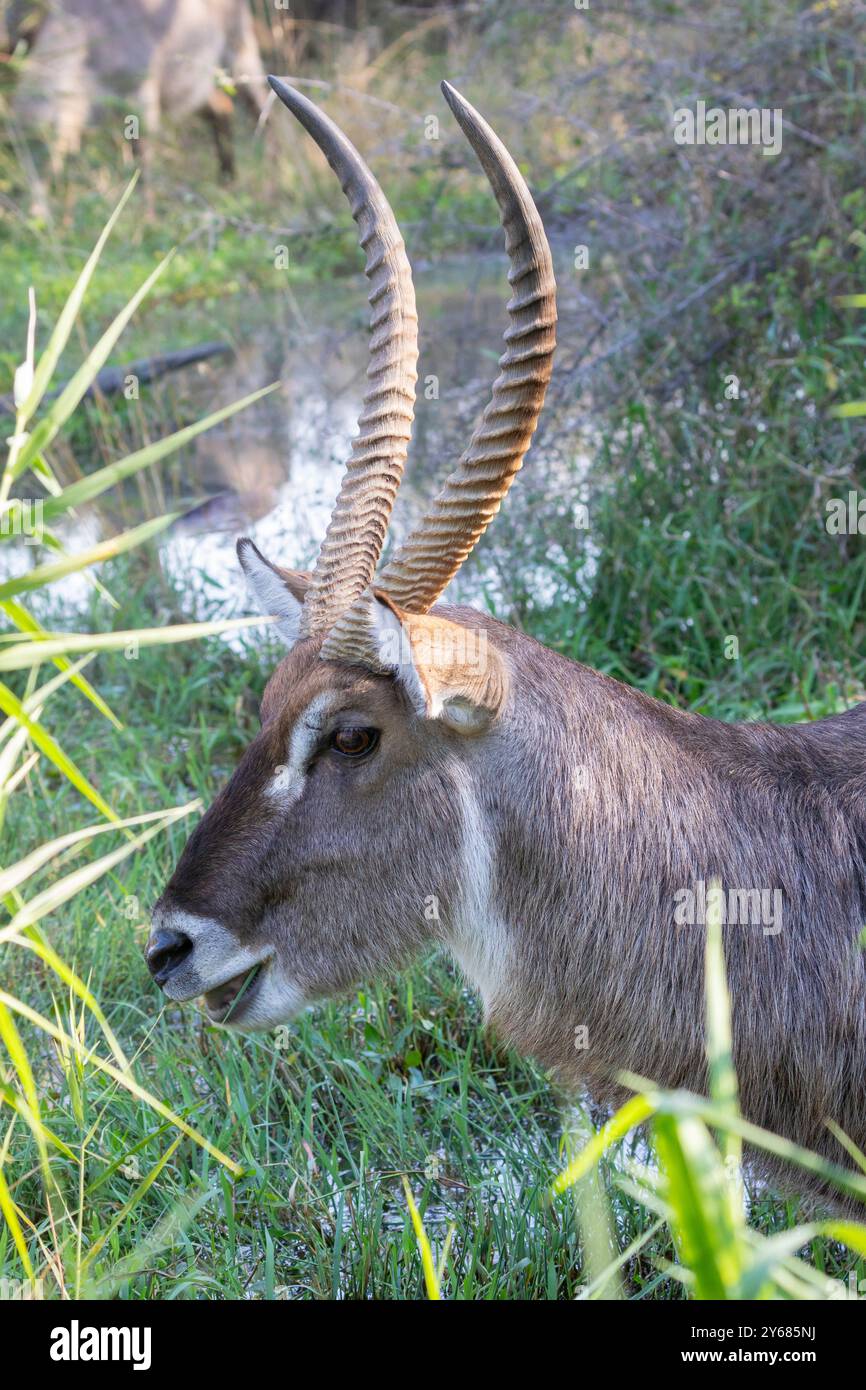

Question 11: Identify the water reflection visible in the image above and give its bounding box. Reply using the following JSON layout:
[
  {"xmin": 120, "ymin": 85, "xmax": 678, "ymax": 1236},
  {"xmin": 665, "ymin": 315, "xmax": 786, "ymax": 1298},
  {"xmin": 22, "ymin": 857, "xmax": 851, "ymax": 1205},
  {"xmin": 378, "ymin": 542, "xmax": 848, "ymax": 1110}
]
[
  {"xmin": 15, "ymin": 249, "xmax": 597, "ymax": 627},
  {"xmin": 156, "ymin": 251, "xmax": 575, "ymax": 622}
]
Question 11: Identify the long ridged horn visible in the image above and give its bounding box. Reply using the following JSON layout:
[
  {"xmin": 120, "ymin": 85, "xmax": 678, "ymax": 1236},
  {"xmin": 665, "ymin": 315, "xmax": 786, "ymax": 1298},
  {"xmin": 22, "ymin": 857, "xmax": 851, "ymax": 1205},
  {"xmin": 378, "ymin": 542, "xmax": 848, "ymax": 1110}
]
[
  {"xmin": 376, "ymin": 81, "xmax": 556, "ymax": 614},
  {"xmin": 268, "ymin": 77, "xmax": 419, "ymax": 634}
]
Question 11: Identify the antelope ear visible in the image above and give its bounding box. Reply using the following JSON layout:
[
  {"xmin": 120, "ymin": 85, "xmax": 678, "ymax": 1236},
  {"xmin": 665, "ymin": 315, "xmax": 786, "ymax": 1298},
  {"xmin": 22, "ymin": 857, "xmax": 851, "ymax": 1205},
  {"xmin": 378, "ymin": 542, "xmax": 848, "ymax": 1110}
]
[
  {"xmin": 237, "ymin": 537, "xmax": 309, "ymax": 648},
  {"xmin": 366, "ymin": 598, "xmax": 509, "ymax": 734}
]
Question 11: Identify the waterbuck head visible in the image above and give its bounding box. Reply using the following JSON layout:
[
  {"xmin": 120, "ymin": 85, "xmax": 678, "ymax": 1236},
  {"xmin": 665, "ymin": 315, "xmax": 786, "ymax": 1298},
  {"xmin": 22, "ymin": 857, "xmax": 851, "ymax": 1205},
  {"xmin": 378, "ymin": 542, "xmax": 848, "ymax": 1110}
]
[{"xmin": 148, "ymin": 76, "xmax": 556, "ymax": 1030}]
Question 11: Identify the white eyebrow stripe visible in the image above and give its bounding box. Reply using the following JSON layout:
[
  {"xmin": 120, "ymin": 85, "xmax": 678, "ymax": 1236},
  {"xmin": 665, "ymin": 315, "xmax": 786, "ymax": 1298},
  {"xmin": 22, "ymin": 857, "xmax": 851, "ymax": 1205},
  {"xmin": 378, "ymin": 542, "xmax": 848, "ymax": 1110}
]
[{"xmin": 266, "ymin": 691, "xmax": 340, "ymax": 804}]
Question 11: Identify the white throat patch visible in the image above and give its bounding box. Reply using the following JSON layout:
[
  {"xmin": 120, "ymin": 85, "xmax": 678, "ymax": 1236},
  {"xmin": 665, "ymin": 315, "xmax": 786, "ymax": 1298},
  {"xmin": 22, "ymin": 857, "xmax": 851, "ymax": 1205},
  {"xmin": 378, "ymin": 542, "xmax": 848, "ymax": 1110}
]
[{"xmin": 447, "ymin": 771, "xmax": 510, "ymax": 1014}]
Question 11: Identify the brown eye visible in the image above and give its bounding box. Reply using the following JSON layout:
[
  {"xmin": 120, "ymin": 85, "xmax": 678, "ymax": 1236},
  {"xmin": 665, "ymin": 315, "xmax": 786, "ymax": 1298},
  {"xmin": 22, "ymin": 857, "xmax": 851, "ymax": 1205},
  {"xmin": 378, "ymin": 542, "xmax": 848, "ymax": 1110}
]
[{"xmin": 330, "ymin": 727, "xmax": 379, "ymax": 759}]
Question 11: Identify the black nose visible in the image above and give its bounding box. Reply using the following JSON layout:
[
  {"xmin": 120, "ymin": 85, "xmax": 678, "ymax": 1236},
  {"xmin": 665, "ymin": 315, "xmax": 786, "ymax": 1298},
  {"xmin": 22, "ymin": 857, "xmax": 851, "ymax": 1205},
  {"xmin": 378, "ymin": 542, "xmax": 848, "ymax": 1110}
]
[{"xmin": 145, "ymin": 926, "xmax": 193, "ymax": 986}]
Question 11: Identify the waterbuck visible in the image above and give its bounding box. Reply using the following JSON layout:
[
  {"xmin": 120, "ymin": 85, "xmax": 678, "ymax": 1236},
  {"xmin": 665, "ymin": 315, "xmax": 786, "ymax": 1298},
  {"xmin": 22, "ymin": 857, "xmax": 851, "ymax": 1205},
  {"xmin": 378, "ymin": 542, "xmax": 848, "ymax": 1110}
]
[
  {"xmin": 13, "ymin": 0, "xmax": 266, "ymax": 177},
  {"xmin": 149, "ymin": 77, "xmax": 866, "ymax": 1211}
]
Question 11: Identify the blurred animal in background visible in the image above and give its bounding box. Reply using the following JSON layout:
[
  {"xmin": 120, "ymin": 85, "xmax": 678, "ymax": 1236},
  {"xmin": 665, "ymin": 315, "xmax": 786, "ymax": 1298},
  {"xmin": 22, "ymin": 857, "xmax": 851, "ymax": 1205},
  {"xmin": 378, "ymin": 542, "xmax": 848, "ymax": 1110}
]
[
  {"xmin": 9, "ymin": 0, "xmax": 267, "ymax": 178},
  {"xmin": 0, "ymin": 1, "xmax": 46, "ymax": 58}
]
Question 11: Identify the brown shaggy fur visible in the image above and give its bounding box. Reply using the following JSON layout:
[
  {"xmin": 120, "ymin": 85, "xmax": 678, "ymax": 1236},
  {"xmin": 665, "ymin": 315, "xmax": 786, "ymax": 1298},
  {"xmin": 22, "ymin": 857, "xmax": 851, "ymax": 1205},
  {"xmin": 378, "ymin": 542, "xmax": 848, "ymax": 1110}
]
[{"xmin": 158, "ymin": 597, "xmax": 866, "ymax": 1213}]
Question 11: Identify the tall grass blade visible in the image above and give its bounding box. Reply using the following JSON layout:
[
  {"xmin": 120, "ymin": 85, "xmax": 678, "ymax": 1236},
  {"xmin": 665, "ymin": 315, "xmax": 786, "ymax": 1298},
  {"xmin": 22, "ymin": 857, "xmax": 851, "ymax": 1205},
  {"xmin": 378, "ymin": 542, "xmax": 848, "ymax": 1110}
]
[
  {"xmin": 0, "ymin": 514, "xmax": 179, "ymax": 601},
  {"xmin": 0, "ymin": 602, "xmax": 121, "ymax": 729},
  {"xmin": 15, "ymin": 174, "xmax": 140, "ymax": 423},
  {"xmin": 0, "ymin": 991, "xmax": 242, "ymax": 1174},
  {"xmin": 0, "ymin": 680, "xmax": 119, "ymax": 821},
  {"xmin": 0, "ymin": 615, "xmax": 268, "ymax": 671},
  {"xmin": 551, "ymin": 1093, "xmax": 657, "ymax": 1195},
  {"xmin": 40, "ymin": 382, "xmax": 280, "ymax": 522},
  {"xmin": 13, "ymin": 251, "xmax": 176, "ymax": 479},
  {"xmin": 0, "ymin": 801, "xmax": 198, "ymax": 939},
  {"xmin": 401, "ymin": 1175, "xmax": 442, "ymax": 1299}
]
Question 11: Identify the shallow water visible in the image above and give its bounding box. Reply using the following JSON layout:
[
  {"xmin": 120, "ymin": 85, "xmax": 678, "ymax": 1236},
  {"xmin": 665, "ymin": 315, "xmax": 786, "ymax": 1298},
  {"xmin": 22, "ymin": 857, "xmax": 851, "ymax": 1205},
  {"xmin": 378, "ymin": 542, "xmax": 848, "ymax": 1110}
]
[{"xmin": 15, "ymin": 246, "xmax": 596, "ymax": 627}]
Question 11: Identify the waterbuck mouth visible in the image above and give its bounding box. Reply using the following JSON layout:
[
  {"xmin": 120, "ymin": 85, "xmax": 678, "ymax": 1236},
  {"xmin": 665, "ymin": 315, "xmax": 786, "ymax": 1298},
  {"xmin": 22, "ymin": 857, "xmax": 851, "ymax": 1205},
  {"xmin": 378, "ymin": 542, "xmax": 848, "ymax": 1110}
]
[{"xmin": 204, "ymin": 962, "xmax": 264, "ymax": 1024}]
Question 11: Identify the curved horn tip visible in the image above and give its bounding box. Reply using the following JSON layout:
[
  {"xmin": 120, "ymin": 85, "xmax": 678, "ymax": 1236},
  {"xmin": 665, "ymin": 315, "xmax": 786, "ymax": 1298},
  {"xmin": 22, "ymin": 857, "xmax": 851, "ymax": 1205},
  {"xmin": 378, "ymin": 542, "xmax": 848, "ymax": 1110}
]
[
  {"xmin": 440, "ymin": 80, "xmax": 466, "ymax": 113},
  {"xmin": 440, "ymin": 81, "xmax": 490, "ymax": 145},
  {"xmin": 267, "ymin": 75, "xmax": 304, "ymax": 111}
]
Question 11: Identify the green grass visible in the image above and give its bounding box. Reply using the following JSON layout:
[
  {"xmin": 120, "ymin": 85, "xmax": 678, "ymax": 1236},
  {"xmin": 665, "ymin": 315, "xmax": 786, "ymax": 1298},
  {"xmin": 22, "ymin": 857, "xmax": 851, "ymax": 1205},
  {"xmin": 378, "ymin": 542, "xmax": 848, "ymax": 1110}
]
[
  {"xmin": 1, "ymin": 518, "xmax": 863, "ymax": 1300},
  {"xmin": 494, "ymin": 228, "xmax": 866, "ymax": 720},
  {"xmin": 0, "ymin": 595, "xmax": 579, "ymax": 1299}
]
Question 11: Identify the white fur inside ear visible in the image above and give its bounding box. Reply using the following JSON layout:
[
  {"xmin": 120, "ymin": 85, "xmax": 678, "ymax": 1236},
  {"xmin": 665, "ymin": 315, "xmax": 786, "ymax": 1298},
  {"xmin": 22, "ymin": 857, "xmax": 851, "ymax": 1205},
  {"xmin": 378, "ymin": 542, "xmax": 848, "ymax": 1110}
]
[
  {"xmin": 368, "ymin": 599, "xmax": 429, "ymax": 717},
  {"xmin": 238, "ymin": 540, "xmax": 303, "ymax": 649},
  {"xmin": 437, "ymin": 695, "xmax": 490, "ymax": 733}
]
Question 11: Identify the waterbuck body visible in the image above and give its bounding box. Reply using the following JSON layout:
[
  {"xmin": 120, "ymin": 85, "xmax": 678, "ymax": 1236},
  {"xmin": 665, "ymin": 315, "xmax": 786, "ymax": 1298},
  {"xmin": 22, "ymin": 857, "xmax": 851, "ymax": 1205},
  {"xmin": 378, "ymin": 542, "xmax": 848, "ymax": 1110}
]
[
  {"xmin": 13, "ymin": 0, "xmax": 266, "ymax": 175},
  {"xmin": 150, "ymin": 79, "xmax": 866, "ymax": 1212}
]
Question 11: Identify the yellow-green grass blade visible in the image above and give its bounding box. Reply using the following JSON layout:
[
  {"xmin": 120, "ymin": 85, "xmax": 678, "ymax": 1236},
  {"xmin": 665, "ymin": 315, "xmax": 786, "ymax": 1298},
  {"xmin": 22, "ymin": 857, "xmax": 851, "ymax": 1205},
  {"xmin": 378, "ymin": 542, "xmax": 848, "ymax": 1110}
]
[
  {"xmin": 1, "ymin": 600, "xmax": 121, "ymax": 728},
  {"xmin": 622, "ymin": 1080, "xmax": 866, "ymax": 1209},
  {"xmin": 824, "ymin": 1119, "xmax": 866, "ymax": 1175},
  {"xmin": 9, "ymin": 929, "xmax": 131, "ymax": 1072},
  {"xmin": 0, "ymin": 1081, "xmax": 75, "ymax": 1160},
  {"xmin": 0, "ymin": 996, "xmax": 55, "ymax": 1221},
  {"xmin": 0, "ymin": 615, "xmax": 268, "ymax": 672},
  {"xmin": 13, "ymin": 250, "xmax": 176, "ymax": 480},
  {"xmin": 704, "ymin": 880, "xmax": 740, "ymax": 1171},
  {"xmin": 0, "ymin": 802, "xmax": 197, "ymax": 899},
  {"xmin": 0, "ymin": 801, "xmax": 198, "ymax": 941},
  {"xmin": 14, "ymin": 173, "xmax": 140, "ymax": 425},
  {"xmin": 551, "ymin": 1093, "xmax": 657, "ymax": 1196},
  {"xmin": 0, "ymin": 1157, "xmax": 34, "ymax": 1279},
  {"xmin": 0, "ymin": 990, "xmax": 241, "ymax": 1174},
  {"xmin": 654, "ymin": 1112, "xmax": 745, "ymax": 1300},
  {"xmin": 87, "ymin": 1115, "xmax": 185, "ymax": 1195},
  {"xmin": 0, "ymin": 999, "xmax": 44, "ymax": 1156},
  {"xmin": 4, "ymin": 521, "xmax": 122, "ymax": 609},
  {"xmin": 577, "ymin": 1160, "xmax": 623, "ymax": 1300},
  {"xmin": 0, "ymin": 680, "xmax": 119, "ymax": 821},
  {"xmin": 40, "ymin": 382, "xmax": 279, "ymax": 522},
  {"xmin": 0, "ymin": 678, "xmax": 119, "ymax": 817},
  {"xmin": 0, "ymin": 751, "xmax": 38, "ymax": 801},
  {"xmin": 436, "ymin": 1224, "xmax": 455, "ymax": 1290},
  {"xmin": 0, "ymin": 513, "xmax": 179, "ymax": 601},
  {"xmin": 28, "ymin": 453, "xmax": 63, "ymax": 497},
  {"xmin": 738, "ymin": 1221, "xmax": 866, "ymax": 1300},
  {"xmin": 0, "ymin": 720, "xmax": 36, "ymax": 790},
  {"xmin": 401, "ymin": 1175, "xmax": 441, "ymax": 1300},
  {"xmin": 79, "ymin": 1136, "xmax": 183, "ymax": 1273},
  {"xmin": 815, "ymin": 1220, "xmax": 866, "ymax": 1256},
  {"xmin": 829, "ymin": 401, "xmax": 866, "ymax": 418},
  {"xmin": 0, "ymin": 650, "xmax": 97, "ymax": 751},
  {"xmin": 4, "ymin": 289, "xmax": 36, "ymax": 483},
  {"xmin": 2, "ymin": 516, "xmax": 118, "ymax": 605}
]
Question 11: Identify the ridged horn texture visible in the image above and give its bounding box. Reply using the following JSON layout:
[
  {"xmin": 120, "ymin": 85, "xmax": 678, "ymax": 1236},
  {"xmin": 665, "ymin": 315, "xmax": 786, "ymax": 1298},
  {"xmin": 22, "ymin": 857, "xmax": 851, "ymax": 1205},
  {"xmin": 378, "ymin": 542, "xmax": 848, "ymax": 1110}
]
[
  {"xmin": 268, "ymin": 76, "xmax": 419, "ymax": 635},
  {"xmin": 376, "ymin": 80, "xmax": 557, "ymax": 614},
  {"xmin": 320, "ymin": 591, "xmax": 394, "ymax": 674}
]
